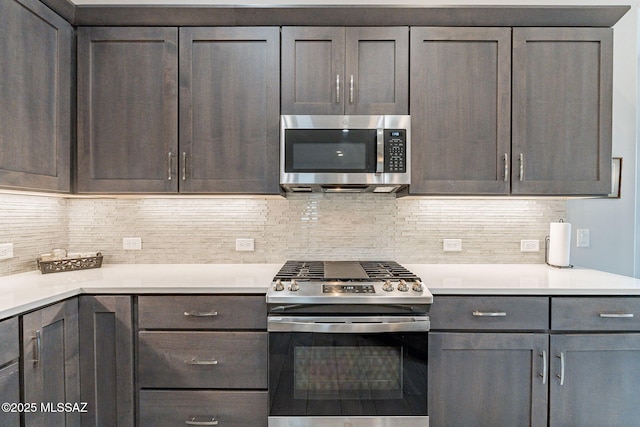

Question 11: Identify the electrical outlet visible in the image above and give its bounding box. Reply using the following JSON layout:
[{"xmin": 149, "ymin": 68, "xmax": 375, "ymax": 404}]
[
  {"xmin": 0, "ymin": 243, "xmax": 14, "ymax": 260},
  {"xmin": 520, "ymin": 239, "xmax": 540, "ymax": 252},
  {"xmin": 443, "ymin": 239, "xmax": 462, "ymax": 252},
  {"xmin": 122, "ymin": 237, "xmax": 142, "ymax": 250},
  {"xmin": 577, "ymin": 229, "xmax": 590, "ymax": 248},
  {"xmin": 236, "ymin": 238, "xmax": 255, "ymax": 252}
]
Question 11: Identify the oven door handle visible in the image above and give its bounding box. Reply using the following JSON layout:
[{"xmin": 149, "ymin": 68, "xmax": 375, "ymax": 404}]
[{"xmin": 267, "ymin": 316, "xmax": 430, "ymax": 333}]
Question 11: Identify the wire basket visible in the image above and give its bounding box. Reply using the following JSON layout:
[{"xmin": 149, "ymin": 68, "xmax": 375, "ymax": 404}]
[{"xmin": 37, "ymin": 253, "xmax": 103, "ymax": 274}]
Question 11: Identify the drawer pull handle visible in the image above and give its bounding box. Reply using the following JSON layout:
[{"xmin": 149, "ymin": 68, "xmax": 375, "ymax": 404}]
[
  {"xmin": 184, "ymin": 358, "xmax": 218, "ymax": 365},
  {"xmin": 599, "ymin": 313, "xmax": 634, "ymax": 318},
  {"xmin": 472, "ymin": 311, "xmax": 507, "ymax": 317},
  {"xmin": 184, "ymin": 311, "xmax": 218, "ymax": 317},
  {"xmin": 185, "ymin": 417, "xmax": 218, "ymax": 426}
]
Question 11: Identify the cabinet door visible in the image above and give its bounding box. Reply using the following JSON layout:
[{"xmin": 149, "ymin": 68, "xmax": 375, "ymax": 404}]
[
  {"xmin": 0, "ymin": 0, "xmax": 72, "ymax": 192},
  {"xmin": 344, "ymin": 27, "xmax": 408, "ymax": 115},
  {"xmin": 79, "ymin": 296, "xmax": 134, "ymax": 427},
  {"xmin": 0, "ymin": 362, "xmax": 20, "ymax": 427},
  {"xmin": 429, "ymin": 332, "xmax": 548, "ymax": 427},
  {"xmin": 23, "ymin": 299, "xmax": 80, "ymax": 427},
  {"xmin": 77, "ymin": 27, "xmax": 179, "ymax": 193},
  {"xmin": 281, "ymin": 27, "xmax": 345, "ymax": 115},
  {"xmin": 179, "ymin": 27, "xmax": 280, "ymax": 194},
  {"xmin": 410, "ymin": 27, "xmax": 511, "ymax": 195},
  {"xmin": 0, "ymin": 317, "xmax": 19, "ymax": 427},
  {"xmin": 512, "ymin": 28, "xmax": 612, "ymax": 195},
  {"xmin": 550, "ymin": 334, "xmax": 640, "ymax": 427}
]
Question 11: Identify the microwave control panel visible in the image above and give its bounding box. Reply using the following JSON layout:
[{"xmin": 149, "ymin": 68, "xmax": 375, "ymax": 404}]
[{"xmin": 384, "ymin": 129, "xmax": 407, "ymax": 173}]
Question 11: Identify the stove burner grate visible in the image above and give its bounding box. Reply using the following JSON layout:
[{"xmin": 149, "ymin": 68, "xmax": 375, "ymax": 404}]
[{"xmin": 273, "ymin": 260, "xmax": 420, "ymax": 282}]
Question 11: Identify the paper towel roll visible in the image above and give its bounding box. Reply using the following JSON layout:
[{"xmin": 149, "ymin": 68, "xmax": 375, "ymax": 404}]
[{"xmin": 548, "ymin": 222, "xmax": 572, "ymax": 267}]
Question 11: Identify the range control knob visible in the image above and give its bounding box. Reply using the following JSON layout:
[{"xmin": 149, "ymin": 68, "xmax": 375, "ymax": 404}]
[
  {"xmin": 288, "ymin": 279, "xmax": 300, "ymax": 292},
  {"xmin": 412, "ymin": 280, "xmax": 424, "ymax": 292},
  {"xmin": 382, "ymin": 280, "xmax": 394, "ymax": 292},
  {"xmin": 273, "ymin": 279, "xmax": 284, "ymax": 291},
  {"xmin": 397, "ymin": 279, "xmax": 409, "ymax": 292}
]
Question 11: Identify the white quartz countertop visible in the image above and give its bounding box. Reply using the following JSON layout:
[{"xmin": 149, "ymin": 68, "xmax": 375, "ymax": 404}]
[
  {"xmin": 0, "ymin": 264, "xmax": 282, "ymax": 320},
  {"xmin": 1, "ymin": 263, "xmax": 640, "ymax": 320},
  {"xmin": 406, "ymin": 264, "xmax": 640, "ymax": 295}
]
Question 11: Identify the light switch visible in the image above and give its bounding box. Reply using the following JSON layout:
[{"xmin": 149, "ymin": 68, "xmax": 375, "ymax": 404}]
[{"xmin": 577, "ymin": 229, "xmax": 590, "ymax": 248}]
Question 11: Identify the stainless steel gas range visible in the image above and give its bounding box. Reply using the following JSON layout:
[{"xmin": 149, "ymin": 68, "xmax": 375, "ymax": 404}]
[{"xmin": 266, "ymin": 261, "xmax": 432, "ymax": 427}]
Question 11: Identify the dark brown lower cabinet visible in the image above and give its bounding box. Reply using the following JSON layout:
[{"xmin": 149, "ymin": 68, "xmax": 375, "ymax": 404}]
[
  {"xmin": 429, "ymin": 332, "xmax": 548, "ymax": 427},
  {"xmin": 137, "ymin": 295, "xmax": 268, "ymax": 426},
  {"xmin": 22, "ymin": 299, "xmax": 80, "ymax": 427},
  {"xmin": 0, "ymin": 317, "xmax": 20, "ymax": 427},
  {"xmin": 79, "ymin": 296, "xmax": 134, "ymax": 427},
  {"xmin": 139, "ymin": 390, "xmax": 267, "ymax": 427},
  {"xmin": 0, "ymin": 361, "xmax": 20, "ymax": 426},
  {"xmin": 549, "ymin": 334, "xmax": 640, "ymax": 427}
]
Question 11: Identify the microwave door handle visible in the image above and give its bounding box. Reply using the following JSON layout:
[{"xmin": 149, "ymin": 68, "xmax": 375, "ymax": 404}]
[{"xmin": 376, "ymin": 128, "xmax": 385, "ymax": 173}]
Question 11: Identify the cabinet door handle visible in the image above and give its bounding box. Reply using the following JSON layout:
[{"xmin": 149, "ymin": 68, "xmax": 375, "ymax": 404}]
[
  {"xmin": 539, "ymin": 350, "xmax": 547, "ymax": 384},
  {"xmin": 504, "ymin": 153, "xmax": 509, "ymax": 182},
  {"xmin": 184, "ymin": 311, "xmax": 218, "ymax": 317},
  {"xmin": 168, "ymin": 152, "xmax": 173, "ymax": 181},
  {"xmin": 336, "ymin": 74, "xmax": 340, "ymax": 103},
  {"xmin": 184, "ymin": 357, "xmax": 218, "ymax": 365},
  {"xmin": 472, "ymin": 311, "xmax": 507, "ymax": 317},
  {"xmin": 519, "ymin": 153, "xmax": 524, "ymax": 181},
  {"xmin": 349, "ymin": 74, "xmax": 354, "ymax": 103},
  {"xmin": 185, "ymin": 417, "xmax": 219, "ymax": 426},
  {"xmin": 32, "ymin": 330, "xmax": 41, "ymax": 366},
  {"xmin": 182, "ymin": 152, "xmax": 187, "ymax": 181},
  {"xmin": 556, "ymin": 353, "xmax": 565, "ymax": 386},
  {"xmin": 600, "ymin": 313, "xmax": 634, "ymax": 318}
]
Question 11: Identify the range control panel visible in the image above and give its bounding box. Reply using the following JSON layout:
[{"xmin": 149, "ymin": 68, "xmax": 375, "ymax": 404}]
[
  {"xmin": 384, "ymin": 129, "xmax": 407, "ymax": 173},
  {"xmin": 323, "ymin": 284, "xmax": 376, "ymax": 294}
]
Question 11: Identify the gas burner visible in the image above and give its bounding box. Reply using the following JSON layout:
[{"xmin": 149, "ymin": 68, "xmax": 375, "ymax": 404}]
[
  {"xmin": 273, "ymin": 260, "xmax": 420, "ymax": 282},
  {"xmin": 267, "ymin": 260, "xmax": 432, "ymax": 306}
]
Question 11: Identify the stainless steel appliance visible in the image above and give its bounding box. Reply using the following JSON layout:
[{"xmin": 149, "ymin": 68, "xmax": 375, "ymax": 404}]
[
  {"xmin": 267, "ymin": 261, "xmax": 432, "ymax": 427},
  {"xmin": 280, "ymin": 115, "xmax": 411, "ymax": 193}
]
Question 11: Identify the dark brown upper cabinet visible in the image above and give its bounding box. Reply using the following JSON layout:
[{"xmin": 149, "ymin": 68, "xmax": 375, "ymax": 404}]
[
  {"xmin": 409, "ymin": 27, "xmax": 512, "ymax": 195},
  {"xmin": 77, "ymin": 26, "xmax": 280, "ymax": 195},
  {"xmin": 281, "ymin": 26, "xmax": 408, "ymax": 115},
  {"xmin": 411, "ymin": 26, "xmax": 614, "ymax": 197},
  {"xmin": 512, "ymin": 28, "xmax": 613, "ymax": 196},
  {"xmin": 0, "ymin": 0, "xmax": 73, "ymax": 193},
  {"xmin": 179, "ymin": 27, "xmax": 280, "ymax": 194},
  {"xmin": 77, "ymin": 27, "xmax": 179, "ymax": 193}
]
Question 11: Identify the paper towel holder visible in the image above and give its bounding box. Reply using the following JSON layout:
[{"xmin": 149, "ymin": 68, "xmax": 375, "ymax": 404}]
[{"xmin": 544, "ymin": 235, "xmax": 573, "ymax": 269}]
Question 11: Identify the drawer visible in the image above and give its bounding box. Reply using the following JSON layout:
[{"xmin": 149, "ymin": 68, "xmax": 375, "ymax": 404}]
[
  {"xmin": 138, "ymin": 331, "xmax": 267, "ymax": 388},
  {"xmin": 138, "ymin": 295, "xmax": 266, "ymax": 330},
  {"xmin": 552, "ymin": 297, "xmax": 640, "ymax": 331},
  {"xmin": 139, "ymin": 390, "xmax": 267, "ymax": 427},
  {"xmin": 0, "ymin": 317, "xmax": 19, "ymax": 365},
  {"xmin": 429, "ymin": 296, "xmax": 549, "ymax": 330}
]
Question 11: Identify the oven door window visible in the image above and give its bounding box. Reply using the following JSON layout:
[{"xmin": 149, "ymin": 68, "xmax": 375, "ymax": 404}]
[
  {"xmin": 269, "ymin": 332, "xmax": 427, "ymax": 416},
  {"xmin": 284, "ymin": 129, "xmax": 377, "ymax": 173}
]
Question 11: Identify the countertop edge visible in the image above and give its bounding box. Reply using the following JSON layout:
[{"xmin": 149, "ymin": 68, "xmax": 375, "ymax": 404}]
[{"xmin": 2, "ymin": 263, "xmax": 640, "ymax": 320}]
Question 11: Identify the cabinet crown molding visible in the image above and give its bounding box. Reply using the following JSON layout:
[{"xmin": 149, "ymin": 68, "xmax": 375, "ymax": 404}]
[{"xmin": 38, "ymin": 2, "xmax": 630, "ymax": 28}]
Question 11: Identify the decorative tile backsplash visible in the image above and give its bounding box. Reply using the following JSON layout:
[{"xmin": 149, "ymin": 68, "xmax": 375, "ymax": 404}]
[
  {"xmin": 0, "ymin": 193, "xmax": 565, "ymax": 276},
  {"xmin": 0, "ymin": 194, "xmax": 68, "ymax": 276}
]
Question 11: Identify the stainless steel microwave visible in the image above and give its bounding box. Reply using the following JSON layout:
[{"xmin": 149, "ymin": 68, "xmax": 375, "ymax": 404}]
[{"xmin": 280, "ymin": 115, "xmax": 411, "ymax": 193}]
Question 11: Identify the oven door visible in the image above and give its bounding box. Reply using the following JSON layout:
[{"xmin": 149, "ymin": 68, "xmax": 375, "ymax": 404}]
[{"xmin": 268, "ymin": 316, "xmax": 428, "ymax": 427}]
